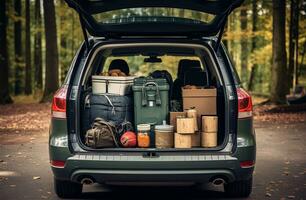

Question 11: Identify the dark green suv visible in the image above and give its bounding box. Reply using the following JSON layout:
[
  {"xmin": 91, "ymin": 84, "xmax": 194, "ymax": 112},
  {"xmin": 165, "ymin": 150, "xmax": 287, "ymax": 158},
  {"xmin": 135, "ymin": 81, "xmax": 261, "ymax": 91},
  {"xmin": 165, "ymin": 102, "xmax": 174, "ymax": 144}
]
[{"xmin": 49, "ymin": 0, "xmax": 256, "ymax": 198}]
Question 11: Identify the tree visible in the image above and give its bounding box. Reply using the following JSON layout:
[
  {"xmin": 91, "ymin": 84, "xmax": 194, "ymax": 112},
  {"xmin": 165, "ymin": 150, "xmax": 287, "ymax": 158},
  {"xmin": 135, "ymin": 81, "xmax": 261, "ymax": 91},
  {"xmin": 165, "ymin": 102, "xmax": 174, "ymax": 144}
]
[
  {"xmin": 14, "ymin": 0, "xmax": 23, "ymax": 95},
  {"xmin": 270, "ymin": 0, "xmax": 288, "ymax": 104},
  {"xmin": 240, "ymin": 6, "xmax": 248, "ymax": 86},
  {"xmin": 42, "ymin": 0, "xmax": 59, "ymax": 102},
  {"xmin": 34, "ymin": 0, "xmax": 42, "ymax": 90},
  {"xmin": 59, "ymin": 0, "xmax": 68, "ymax": 83},
  {"xmin": 0, "ymin": 0, "xmax": 13, "ymax": 104},
  {"xmin": 288, "ymin": 0, "xmax": 300, "ymax": 90},
  {"xmin": 248, "ymin": 0, "xmax": 259, "ymax": 91},
  {"xmin": 25, "ymin": 0, "xmax": 32, "ymax": 95}
]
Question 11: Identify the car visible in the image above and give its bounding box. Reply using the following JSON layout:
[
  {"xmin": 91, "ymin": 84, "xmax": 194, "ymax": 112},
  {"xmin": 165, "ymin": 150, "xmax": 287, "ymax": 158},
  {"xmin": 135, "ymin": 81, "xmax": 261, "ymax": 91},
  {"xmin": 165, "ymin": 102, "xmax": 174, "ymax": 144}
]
[{"xmin": 49, "ymin": 0, "xmax": 256, "ymax": 198}]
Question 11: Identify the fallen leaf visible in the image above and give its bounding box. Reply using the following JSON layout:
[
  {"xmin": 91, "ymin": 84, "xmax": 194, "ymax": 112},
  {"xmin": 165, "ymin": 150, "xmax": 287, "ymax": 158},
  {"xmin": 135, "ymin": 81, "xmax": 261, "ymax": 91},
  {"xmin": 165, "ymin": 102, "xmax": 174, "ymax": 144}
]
[
  {"xmin": 265, "ymin": 192, "xmax": 272, "ymax": 197},
  {"xmin": 33, "ymin": 176, "xmax": 41, "ymax": 180}
]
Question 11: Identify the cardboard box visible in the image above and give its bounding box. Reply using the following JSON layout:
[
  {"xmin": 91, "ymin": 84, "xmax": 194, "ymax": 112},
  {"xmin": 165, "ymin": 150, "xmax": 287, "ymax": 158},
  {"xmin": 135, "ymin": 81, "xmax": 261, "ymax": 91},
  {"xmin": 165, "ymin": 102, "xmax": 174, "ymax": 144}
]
[
  {"xmin": 175, "ymin": 133, "xmax": 192, "ymax": 148},
  {"xmin": 182, "ymin": 88, "xmax": 217, "ymax": 115},
  {"xmin": 202, "ymin": 116, "xmax": 218, "ymax": 132},
  {"xmin": 191, "ymin": 131, "xmax": 201, "ymax": 147},
  {"xmin": 176, "ymin": 118, "xmax": 195, "ymax": 134},
  {"xmin": 170, "ymin": 112, "xmax": 186, "ymax": 131},
  {"xmin": 201, "ymin": 132, "xmax": 217, "ymax": 148}
]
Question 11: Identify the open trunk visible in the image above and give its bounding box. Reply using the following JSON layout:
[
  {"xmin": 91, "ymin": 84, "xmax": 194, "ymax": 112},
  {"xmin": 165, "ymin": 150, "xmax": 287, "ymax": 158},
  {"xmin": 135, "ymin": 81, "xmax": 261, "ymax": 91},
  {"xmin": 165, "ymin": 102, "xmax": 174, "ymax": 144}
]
[{"xmin": 77, "ymin": 42, "xmax": 230, "ymax": 151}]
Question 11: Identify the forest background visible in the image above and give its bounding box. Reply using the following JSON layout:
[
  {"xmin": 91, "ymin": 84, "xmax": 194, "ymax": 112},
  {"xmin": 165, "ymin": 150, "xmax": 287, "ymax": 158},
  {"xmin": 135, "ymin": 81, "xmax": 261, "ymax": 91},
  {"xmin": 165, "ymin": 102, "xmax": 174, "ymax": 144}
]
[{"xmin": 0, "ymin": 0, "xmax": 305, "ymax": 104}]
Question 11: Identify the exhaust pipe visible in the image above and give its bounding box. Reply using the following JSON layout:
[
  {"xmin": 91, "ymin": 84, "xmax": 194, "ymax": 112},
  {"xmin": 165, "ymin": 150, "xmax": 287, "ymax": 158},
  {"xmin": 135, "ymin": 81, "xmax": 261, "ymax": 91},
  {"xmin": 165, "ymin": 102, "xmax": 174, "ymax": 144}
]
[
  {"xmin": 81, "ymin": 177, "xmax": 94, "ymax": 185},
  {"xmin": 211, "ymin": 178, "xmax": 225, "ymax": 186}
]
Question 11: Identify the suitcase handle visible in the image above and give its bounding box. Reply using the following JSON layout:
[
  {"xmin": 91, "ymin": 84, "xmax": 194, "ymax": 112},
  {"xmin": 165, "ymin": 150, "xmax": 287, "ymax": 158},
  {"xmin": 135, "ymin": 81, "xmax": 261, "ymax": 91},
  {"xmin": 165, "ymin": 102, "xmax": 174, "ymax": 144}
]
[{"xmin": 141, "ymin": 82, "xmax": 162, "ymax": 106}]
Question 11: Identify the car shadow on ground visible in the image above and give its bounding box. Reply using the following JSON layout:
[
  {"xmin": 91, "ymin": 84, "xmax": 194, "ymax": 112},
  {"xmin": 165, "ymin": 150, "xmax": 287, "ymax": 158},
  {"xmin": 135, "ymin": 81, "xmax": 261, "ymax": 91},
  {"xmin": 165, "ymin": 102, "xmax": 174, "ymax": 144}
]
[{"xmin": 77, "ymin": 184, "xmax": 227, "ymax": 200}]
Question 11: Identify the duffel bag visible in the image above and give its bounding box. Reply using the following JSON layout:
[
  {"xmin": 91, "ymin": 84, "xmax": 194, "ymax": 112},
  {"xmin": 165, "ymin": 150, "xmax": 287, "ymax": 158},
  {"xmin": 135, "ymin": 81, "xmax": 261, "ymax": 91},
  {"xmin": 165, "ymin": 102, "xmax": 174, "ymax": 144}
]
[
  {"xmin": 83, "ymin": 94, "xmax": 133, "ymax": 129},
  {"xmin": 85, "ymin": 118, "xmax": 119, "ymax": 148}
]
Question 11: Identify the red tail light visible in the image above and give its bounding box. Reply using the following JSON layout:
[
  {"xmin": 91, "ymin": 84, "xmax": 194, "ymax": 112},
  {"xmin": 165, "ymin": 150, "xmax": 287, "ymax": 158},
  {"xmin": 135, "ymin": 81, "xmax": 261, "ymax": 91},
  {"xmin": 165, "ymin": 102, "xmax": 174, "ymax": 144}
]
[
  {"xmin": 52, "ymin": 86, "xmax": 68, "ymax": 119},
  {"xmin": 237, "ymin": 88, "xmax": 252, "ymax": 118},
  {"xmin": 50, "ymin": 160, "xmax": 65, "ymax": 168},
  {"xmin": 240, "ymin": 160, "xmax": 255, "ymax": 168}
]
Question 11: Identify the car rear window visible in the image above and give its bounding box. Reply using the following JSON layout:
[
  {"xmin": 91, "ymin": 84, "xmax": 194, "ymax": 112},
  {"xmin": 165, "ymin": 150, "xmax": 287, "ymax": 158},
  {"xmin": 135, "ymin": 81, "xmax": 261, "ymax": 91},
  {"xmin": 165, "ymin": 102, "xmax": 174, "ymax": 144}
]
[
  {"xmin": 92, "ymin": 8, "xmax": 216, "ymax": 25},
  {"xmin": 102, "ymin": 55, "xmax": 203, "ymax": 79}
]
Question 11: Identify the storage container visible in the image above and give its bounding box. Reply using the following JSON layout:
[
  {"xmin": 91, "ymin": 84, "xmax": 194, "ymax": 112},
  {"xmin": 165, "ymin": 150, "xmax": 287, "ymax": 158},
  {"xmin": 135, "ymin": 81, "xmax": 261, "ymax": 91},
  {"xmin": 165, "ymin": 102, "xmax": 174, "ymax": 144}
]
[
  {"xmin": 186, "ymin": 108, "xmax": 198, "ymax": 131},
  {"xmin": 175, "ymin": 133, "xmax": 191, "ymax": 148},
  {"xmin": 176, "ymin": 118, "xmax": 195, "ymax": 134},
  {"xmin": 201, "ymin": 132, "xmax": 217, "ymax": 147},
  {"xmin": 132, "ymin": 77, "xmax": 169, "ymax": 126},
  {"xmin": 92, "ymin": 75, "xmax": 135, "ymax": 95},
  {"xmin": 170, "ymin": 112, "xmax": 186, "ymax": 131},
  {"xmin": 202, "ymin": 116, "xmax": 218, "ymax": 132},
  {"xmin": 155, "ymin": 120, "xmax": 174, "ymax": 148},
  {"xmin": 191, "ymin": 131, "xmax": 201, "ymax": 147},
  {"xmin": 182, "ymin": 88, "xmax": 217, "ymax": 115},
  {"xmin": 137, "ymin": 124, "xmax": 151, "ymax": 148}
]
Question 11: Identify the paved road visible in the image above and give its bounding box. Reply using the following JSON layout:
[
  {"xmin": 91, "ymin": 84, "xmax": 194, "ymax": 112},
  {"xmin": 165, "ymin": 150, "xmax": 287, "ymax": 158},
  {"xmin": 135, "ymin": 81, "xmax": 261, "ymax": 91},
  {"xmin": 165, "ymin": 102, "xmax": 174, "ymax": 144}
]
[{"xmin": 0, "ymin": 122, "xmax": 305, "ymax": 200}]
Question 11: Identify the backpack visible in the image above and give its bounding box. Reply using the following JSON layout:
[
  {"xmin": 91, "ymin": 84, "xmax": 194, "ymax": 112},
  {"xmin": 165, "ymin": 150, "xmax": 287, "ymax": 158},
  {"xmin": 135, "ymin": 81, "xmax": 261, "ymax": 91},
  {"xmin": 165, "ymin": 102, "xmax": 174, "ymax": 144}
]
[{"xmin": 85, "ymin": 118, "xmax": 119, "ymax": 148}]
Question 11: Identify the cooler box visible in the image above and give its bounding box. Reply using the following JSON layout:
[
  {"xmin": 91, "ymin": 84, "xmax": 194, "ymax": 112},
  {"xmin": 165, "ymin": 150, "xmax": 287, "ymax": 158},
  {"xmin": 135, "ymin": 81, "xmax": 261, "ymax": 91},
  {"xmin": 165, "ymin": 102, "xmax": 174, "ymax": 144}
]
[
  {"xmin": 132, "ymin": 77, "xmax": 169, "ymax": 127},
  {"xmin": 92, "ymin": 75, "xmax": 135, "ymax": 95}
]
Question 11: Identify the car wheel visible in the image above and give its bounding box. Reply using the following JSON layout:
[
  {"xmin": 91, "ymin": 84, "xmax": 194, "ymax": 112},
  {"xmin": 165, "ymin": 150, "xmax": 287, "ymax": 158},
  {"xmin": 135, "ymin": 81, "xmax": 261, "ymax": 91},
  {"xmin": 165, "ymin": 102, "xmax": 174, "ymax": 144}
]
[
  {"xmin": 224, "ymin": 176, "xmax": 253, "ymax": 198},
  {"xmin": 54, "ymin": 178, "xmax": 83, "ymax": 198}
]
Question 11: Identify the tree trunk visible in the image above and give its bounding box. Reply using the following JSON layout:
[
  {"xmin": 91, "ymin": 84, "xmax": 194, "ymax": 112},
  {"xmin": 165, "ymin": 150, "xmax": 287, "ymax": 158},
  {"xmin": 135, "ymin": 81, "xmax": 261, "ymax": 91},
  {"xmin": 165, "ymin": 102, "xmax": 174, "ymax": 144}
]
[
  {"xmin": 34, "ymin": 0, "xmax": 42, "ymax": 90},
  {"xmin": 270, "ymin": 0, "xmax": 288, "ymax": 104},
  {"xmin": 14, "ymin": 0, "xmax": 23, "ymax": 95},
  {"xmin": 248, "ymin": 0, "xmax": 258, "ymax": 91},
  {"xmin": 25, "ymin": 0, "xmax": 32, "ymax": 95},
  {"xmin": 42, "ymin": 0, "xmax": 59, "ymax": 102},
  {"xmin": 288, "ymin": 0, "xmax": 300, "ymax": 91},
  {"xmin": 0, "ymin": 0, "xmax": 13, "ymax": 104},
  {"xmin": 240, "ymin": 7, "xmax": 248, "ymax": 86},
  {"xmin": 294, "ymin": 2, "xmax": 300, "ymax": 86},
  {"xmin": 60, "ymin": 0, "xmax": 67, "ymax": 83}
]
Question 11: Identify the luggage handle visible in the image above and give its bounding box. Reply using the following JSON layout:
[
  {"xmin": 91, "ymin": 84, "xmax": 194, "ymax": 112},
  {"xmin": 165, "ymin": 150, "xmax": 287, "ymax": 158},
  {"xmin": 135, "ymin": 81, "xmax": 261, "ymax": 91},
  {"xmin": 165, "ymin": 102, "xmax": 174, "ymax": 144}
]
[{"xmin": 141, "ymin": 82, "xmax": 162, "ymax": 106}]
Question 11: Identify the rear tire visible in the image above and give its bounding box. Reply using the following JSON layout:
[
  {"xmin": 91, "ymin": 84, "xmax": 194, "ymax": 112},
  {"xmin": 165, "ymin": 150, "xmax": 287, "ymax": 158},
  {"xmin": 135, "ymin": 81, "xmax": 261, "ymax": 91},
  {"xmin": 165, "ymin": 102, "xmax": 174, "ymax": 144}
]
[
  {"xmin": 54, "ymin": 178, "xmax": 83, "ymax": 198},
  {"xmin": 224, "ymin": 176, "xmax": 253, "ymax": 198}
]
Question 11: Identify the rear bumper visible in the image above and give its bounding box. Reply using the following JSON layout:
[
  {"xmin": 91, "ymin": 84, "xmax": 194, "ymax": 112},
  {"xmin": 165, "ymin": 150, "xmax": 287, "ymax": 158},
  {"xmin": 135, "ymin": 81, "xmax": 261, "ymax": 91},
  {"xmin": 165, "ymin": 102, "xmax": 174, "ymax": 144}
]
[{"xmin": 52, "ymin": 153, "xmax": 254, "ymax": 184}]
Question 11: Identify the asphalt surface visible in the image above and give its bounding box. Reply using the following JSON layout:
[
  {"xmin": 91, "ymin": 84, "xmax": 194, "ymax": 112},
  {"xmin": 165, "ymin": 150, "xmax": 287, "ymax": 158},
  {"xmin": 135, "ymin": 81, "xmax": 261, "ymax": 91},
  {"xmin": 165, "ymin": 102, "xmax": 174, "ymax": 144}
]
[{"xmin": 0, "ymin": 122, "xmax": 305, "ymax": 200}]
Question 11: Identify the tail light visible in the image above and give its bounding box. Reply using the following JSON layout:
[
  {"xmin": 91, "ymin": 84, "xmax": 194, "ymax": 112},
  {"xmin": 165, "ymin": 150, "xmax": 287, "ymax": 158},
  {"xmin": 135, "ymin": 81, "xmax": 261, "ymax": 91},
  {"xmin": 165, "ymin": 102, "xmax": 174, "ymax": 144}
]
[
  {"xmin": 240, "ymin": 160, "xmax": 255, "ymax": 168},
  {"xmin": 51, "ymin": 86, "xmax": 68, "ymax": 119},
  {"xmin": 237, "ymin": 88, "xmax": 252, "ymax": 118},
  {"xmin": 50, "ymin": 160, "xmax": 65, "ymax": 168}
]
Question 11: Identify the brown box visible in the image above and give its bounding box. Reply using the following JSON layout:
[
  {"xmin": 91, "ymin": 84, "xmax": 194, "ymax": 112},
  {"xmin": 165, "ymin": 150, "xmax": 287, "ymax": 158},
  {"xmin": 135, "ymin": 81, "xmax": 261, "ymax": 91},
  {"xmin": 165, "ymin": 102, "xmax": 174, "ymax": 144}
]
[
  {"xmin": 175, "ymin": 133, "xmax": 192, "ymax": 148},
  {"xmin": 191, "ymin": 131, "xmax": 201, "ymax": 147},
  {"xmin": 170, "ymin": 112, "xmax": 186, "ymax": 131},
  {"xmin": 202, "ymin": 116, "xmax": 218, "ymax": 132},
  {"xmin": 176, "ymin": 118, "xmax": 195, "ymax": 134},
  {"xmin": 182, "ymin": 88, "xmax": 217, "ymax": 115},
  {"xmin": 201, "ymin": 132, "xmax": 217, "ymax": 148}
]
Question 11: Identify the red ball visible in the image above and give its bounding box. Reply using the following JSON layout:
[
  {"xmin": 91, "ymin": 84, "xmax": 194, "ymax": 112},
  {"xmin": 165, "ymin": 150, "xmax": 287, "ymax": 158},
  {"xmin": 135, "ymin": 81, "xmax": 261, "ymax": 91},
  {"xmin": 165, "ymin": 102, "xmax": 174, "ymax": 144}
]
[{"xmin": 120, "ymin": 131, "xmax": 137, "ymax": 147}]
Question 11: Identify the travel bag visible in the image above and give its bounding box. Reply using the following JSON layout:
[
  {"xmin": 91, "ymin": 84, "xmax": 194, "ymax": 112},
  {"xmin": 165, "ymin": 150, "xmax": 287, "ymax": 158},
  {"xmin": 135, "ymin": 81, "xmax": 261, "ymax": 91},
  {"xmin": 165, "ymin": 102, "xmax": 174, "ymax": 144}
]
[{"xmin": 82, "ymin": 94, "xmax": 133, "ymax": 132}]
